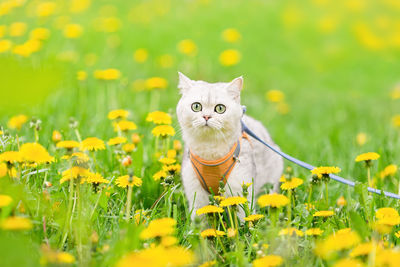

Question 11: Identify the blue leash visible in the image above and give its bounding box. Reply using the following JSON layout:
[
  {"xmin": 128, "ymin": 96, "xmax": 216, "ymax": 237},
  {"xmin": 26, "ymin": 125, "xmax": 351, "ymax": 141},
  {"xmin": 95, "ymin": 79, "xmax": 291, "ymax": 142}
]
[{"xmin": 241, "ymin": 120, "xmax": 400, "ymax": 200}]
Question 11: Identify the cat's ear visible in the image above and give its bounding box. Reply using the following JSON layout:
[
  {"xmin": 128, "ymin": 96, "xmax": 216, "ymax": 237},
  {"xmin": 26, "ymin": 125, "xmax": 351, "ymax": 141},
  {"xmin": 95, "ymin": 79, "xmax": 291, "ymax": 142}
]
[
  {"xmin": 226, "ymin": 76, "xmax": 243, "ymax": 101},
  {"xmin": 177, "ymin": 72, "xmax": 193, "ymax": 95}
]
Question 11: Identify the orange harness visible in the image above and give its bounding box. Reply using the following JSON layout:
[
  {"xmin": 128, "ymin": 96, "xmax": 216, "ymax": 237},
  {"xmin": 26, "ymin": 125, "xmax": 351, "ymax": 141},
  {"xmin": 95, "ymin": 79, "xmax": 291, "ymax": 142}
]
[{"xmin": 189, "ymin": 132, "xmax": 250, "ymax": 194}]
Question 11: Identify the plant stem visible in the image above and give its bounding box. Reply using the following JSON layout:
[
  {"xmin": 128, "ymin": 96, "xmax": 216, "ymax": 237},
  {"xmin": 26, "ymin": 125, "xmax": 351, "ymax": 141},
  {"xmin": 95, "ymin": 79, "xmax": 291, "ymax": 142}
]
[
  {"xmin": 125, "ymin": 186, "xmax": 133, "ymax": 221},
  {"xmin": 287, "ymin": 189, "xmax": 292, "ymax": 226},
  {"xmin": 325, "ymin": 182, "xmax": 329, "ymax": 206},
  {"xmin": 367, "ymin": 166, "xmax": 371, "ymax": 187},
  {"xmin": 61, "ymin": 178, "xmax": 75, "ymax": 248}
]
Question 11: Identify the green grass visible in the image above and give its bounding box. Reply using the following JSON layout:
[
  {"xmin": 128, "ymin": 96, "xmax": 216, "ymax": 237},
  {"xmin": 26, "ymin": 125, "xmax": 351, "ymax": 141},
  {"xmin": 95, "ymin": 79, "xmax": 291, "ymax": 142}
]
[{"xmin": 1, "ymin": 0, "xmax": 400, "ymax": 266}]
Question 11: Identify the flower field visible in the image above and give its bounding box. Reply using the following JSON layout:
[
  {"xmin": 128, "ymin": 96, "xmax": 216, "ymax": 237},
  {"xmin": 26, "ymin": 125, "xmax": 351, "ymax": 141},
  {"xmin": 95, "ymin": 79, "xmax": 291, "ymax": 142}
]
[{"xmin": 1, "ymin": 0, "xmax": 400, "ymax": 266}]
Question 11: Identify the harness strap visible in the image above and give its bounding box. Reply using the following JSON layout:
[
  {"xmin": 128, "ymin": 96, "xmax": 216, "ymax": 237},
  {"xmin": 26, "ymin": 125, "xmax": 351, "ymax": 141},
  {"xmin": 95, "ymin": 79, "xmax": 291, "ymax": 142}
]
[{"xmin": 241, "ymin": 120, "xmax": 400, "ymax": 200}]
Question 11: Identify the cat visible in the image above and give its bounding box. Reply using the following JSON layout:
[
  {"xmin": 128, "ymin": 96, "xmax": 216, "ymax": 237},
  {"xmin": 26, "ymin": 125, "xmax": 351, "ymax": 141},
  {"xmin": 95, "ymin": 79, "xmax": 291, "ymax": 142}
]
[{"xmin": 176, "ymin": 72, "xmax": 283, "ymax": 219}]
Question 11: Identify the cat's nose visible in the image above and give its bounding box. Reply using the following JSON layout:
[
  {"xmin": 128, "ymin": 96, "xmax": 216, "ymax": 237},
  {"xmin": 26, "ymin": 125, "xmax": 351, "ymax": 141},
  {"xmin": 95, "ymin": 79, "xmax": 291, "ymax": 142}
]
[{"xmin": 203, "ymin": 115, "xmax": 211, "ymax": 121}]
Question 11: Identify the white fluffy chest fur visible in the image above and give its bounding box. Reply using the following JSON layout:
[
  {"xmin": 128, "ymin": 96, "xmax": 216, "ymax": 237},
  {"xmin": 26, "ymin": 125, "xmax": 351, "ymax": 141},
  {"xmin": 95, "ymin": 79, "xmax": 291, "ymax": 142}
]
[{"xmin": 176, "ymin": 73, "xmax": 283, "ymax": 219}]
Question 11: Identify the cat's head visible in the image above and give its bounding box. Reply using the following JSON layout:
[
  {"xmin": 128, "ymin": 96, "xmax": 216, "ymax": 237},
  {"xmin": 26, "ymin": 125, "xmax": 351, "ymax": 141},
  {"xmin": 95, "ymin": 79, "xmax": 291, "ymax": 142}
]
[{"xmin": 176, "ymin": 72, "xmax": 244, "ymax": 142}]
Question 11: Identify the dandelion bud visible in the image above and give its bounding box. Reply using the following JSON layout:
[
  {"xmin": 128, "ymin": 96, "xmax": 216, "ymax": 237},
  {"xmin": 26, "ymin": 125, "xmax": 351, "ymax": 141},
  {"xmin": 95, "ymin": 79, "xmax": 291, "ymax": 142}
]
[
  {"xmin": 173, "ymin": 140, "xmax": 182, "ymax": 151},
  {"xmin": 336, "ymin": 196, "xmax": 347, "ymax": 206},
  {"xmin": 52, "ymin": 130, "xmax": 62, "ymax": 142},
  {"xmin": 122, "ymin": 156, "xmax": 132, "ymax": 167},
  {"xmin": 91, "ymin": 231, "xmax": 99, "ymax": 244},
  {"xmin": 227, "ymin": 228, "xmax": 237, "ymax": 238},
  {"xmin": 69, "ymin": 117, "xmax": 78, "ymax": 129},
  {"xmin": 131, "ymin": 133, "xmax": 141, "ymax": 144}
]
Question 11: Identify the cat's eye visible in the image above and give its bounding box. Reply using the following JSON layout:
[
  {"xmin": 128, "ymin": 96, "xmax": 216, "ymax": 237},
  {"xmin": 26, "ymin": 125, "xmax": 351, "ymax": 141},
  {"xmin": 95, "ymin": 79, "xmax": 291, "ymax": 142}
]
[
  {"xmin": 214, "ymin": 104, "xmax": 226, "ymax": 114},
  {"xmin": 191, "ymin": 102, "xmax": 202, "ymax": 112}
]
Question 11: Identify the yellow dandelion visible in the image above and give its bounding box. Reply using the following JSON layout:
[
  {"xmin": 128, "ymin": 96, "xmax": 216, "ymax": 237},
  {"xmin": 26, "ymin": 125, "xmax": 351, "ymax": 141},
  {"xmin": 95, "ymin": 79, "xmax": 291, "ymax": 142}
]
[
  {"xmin": 311, "ymin": 166, "xmax": 341, "ymax": 178},
  {"xmin": 94, "ymin": 69, "xmax": 121, "ymax": 80},
  {"xmin": 113, "ymin": 120, "xmax": 137, "ymax": 132},
  {"xmin": 266, "ymin": 90, "xmax": 285, "ymax": 103},
  {"xmin": 313, "ymin": 210, "xmax": 334, "ymax": 217},
  {"xmin": 8, "ymin": 114, "xmax": 28, "ymax": 130},
  {"xmin": 60, "ymin": 167, "xmax": 90, "ymax": 184},
  {"xmin": 1, "ymin": 216, "xmax": 32, "ymax": 230},
  {"xmin": 375, "ymin": 207, "xmax": 400, "ymax": 226},
  {"xmin": 196, "ymin": 205, "xmax": 224, "ymax": 215},
  {"xmin": 200, "ymin": 228, "xmax": 226, "ymax": 238},
  {"xmin": 80, "ymin": 137, "xmax": 105, "ymax": 151},
  {"xmin": 152, "ymin": 125, "xmax": 175, "ymax": 137},
  {"xmin": 107, "ymin": 136, "xmax": 127, "ymax": 146},
  {"xmin": 314, "ymin": 230, "xmax": 360, "ymax": 259},
  {"xmin": 305, "ymin": 228, "xmax": 323, "ymax": 236},
  {"xmin": 280, "ymin": 177, "xmax": 303, "ymax": 190},
  {"xmin": 0, "ymin": 39, "xmax": 12, "ymax": 53},
  {"xmin": 159, "ymin": 157, "xmax": 176, "ymax": 165},
  {"xmin": 30, "ymin": 27, "xmax": 50, "ymax": 40},
  {"xmin": 177, "ymin": 39, "xmax": 197, "ymax": 56},
  {"xmin": 36, "ymin": 2, "xmax": 56, "ymax": 17},
  {"xmin": 0, "ymin": 151, "xmax": 22, "ymax": 163},
  {"xmin": 244, "ymin": 214, "xmax": 265, "ymax": 222},
  {"xmin": 145, "ymin": 77, "xmax": 168, "ymax": 90},
  {"xmin": 77, "ymin": 71, "xmax": 87, "ymax": 81},
  {"xmin": 257, "ymin": 193, "xmax": 289, "ymax": 208},
  {"xmin": 391, "ymin": 114, "xmax": 400, "ymax": 128},
  {"xmin": 86, "ymin": 173, "xmax": 109, "ymax": 184},
  {"xmin": 108, "ymin": 109, "xmax": 129, "ymax": 120},
  {"xmin": 219, "ymin": 49, "xmax": 241, "ymax": 66},
  {"xmin": 167, "ymin": 149, "xmax": 177, "ymax": 159},
  {"xmin": 122, "ymin": 143, "xmax": 135, "ymax": 153},
  {"xmin": 140, "ymin": 218, "xmax": 176, "ymax": 239},
  {"xmin": 279, "ymin": 228, "xmax": 304, "ymax": 237},
  {"xmin": 20, "ymin": 143, "xmax": 54, "ymax": 164},
  {"xmin": 146, "ymin": 111, "xmax": 172, "ymax": 125},
  {"xmin": 115, "ymin": 175, "xmax": 142, "ymax": 188},
  {"xmin": 153, "ymin": 170, "xmax": 167, "ymax": 181},
  {"xmin": 160, "ymin": 236, "xmax": 177, "ymax": 247},
  {"xmin": 56, "ymin": 140, "xmax": 80, "ymax": 149},
  {"xmin": 116, "ymin": 246, "xmax": 194, "ymax": 267},
  {"xmin": 0, "ymin": 194, "xmax": 12, "ymax": 208},
  {"xmin": 380, "ymin": 164, "xmax": 398, "ymax": 179},
  {"xmin": 222, "ymin": 28, "xmax": 241, "ymax": 43},
  {"xmin": 349, "ymin": 242, "xmax": 375, "ymax": 257},
  {"xmin": 9, "ymin": 22, "xmax": 27, "ymax": 37},
  {"xmin": 0, "ymin": 163, "xmax": 16, "ymax": 178},
  {"xmin": 133, "ymin": 48, "xmax": 148, "ymax": 63},
  {"xmin": 162, "ymin": 164, "xmax": 181, "ymax": 175},
  {"xmin": 63, "ymin": 24, "xmax": 83, "ymax": 38},
  {"xmin": 355, "ymin": 152, "xmax": 380, "ymax": 162},
  {"xmin": 219, "ymin": 196, "xmax": 247, "ymax": 207},
  {"xmin": 253, "ymin": 255, "xmax": 283, "ymax": 267}
]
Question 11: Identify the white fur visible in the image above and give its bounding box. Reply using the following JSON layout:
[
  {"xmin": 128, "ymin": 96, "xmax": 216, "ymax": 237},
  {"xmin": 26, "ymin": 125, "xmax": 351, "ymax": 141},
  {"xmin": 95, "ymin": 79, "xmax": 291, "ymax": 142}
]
[{"xmin": 176, "ymin": 73, "xmax": 283, "ymax": 219}]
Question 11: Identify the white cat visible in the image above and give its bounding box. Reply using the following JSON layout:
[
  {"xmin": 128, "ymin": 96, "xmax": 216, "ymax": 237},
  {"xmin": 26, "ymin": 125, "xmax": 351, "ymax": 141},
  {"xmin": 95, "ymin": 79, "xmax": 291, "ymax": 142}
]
[{"xmin": 176, "ymin": 72, "xmax": 283, "ymax": 219}]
